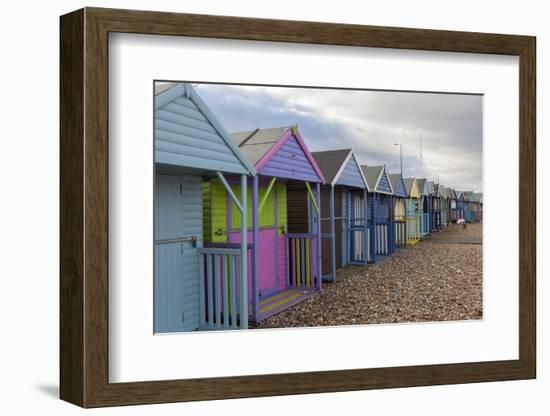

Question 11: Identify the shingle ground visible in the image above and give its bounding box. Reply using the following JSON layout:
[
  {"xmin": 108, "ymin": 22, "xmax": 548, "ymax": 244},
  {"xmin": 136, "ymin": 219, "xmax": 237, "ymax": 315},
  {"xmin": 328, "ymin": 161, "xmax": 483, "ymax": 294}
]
[{"xmin": 254, "ymin": 223, "xmax": 483, "ymax": 329}]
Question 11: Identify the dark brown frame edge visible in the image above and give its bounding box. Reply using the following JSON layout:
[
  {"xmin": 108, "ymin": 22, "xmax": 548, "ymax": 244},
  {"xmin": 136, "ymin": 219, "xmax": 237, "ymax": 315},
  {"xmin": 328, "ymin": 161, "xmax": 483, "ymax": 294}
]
[{"xmin": 60, "ymin": 7, "xmax": 536, "ymax": 408}]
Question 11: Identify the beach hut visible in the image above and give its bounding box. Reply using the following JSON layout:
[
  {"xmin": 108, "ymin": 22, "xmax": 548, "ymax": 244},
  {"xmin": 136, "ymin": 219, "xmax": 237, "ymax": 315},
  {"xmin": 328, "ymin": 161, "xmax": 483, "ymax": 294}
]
[
  {"xmin": 456, "ymin": 191, "xmax": 465, "ymax": 221},
  {"xmin": 203, "ymin": 125, "xmax": 326, "ymax": 323},
  {"xmin": 440, "ymin": 185, "xmax": 449, "ymax": 227},
  {"xmin": 417, "ymin": 178, "xmax": 430, "ymax": 238},
  {"xmin": 362, "ymin": 165, "xmax": 395, "ymax": 261},
  {"xmin": 389, "ymin": 173, "xmax": 408, "ymax": 249},
  {"xmin": 472, "ymin": 192, "xmax": 483, "ymax": 221},
  {"xmin": 428, "ymin": 181, "xmax": 440, "ymax": 231},
  {"xmin": 462, "ymin": 191, "xmax": 474, "ymax": 222},
  {"xmin": 154, "ymin": 83, "xmax": 256, "ymax": 332},
  {"xmin": 474, "ymin": 192, "xmax": 483, "ymax": 221},
  {"xmin": 306, "ymin": 149, "xmax": 369, "ymax": 282},
  {"xmin": 404, "ymin": 178, "xmax": 421, "ymax": 245},
  {"xmin": 449, "ymin": 188, "xmax": 459, "ymax": 222}
]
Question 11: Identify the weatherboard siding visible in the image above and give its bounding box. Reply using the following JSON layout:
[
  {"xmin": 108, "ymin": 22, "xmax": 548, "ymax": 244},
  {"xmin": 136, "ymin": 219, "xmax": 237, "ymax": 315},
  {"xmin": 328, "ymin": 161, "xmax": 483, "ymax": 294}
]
[
  {"xmin": 154, "ymin": 174, "xmax": 202, "ymax": 333},
  {"xmin": 342, "ymin": 189, "xmax": 350, "ymax": 266},
  {"xmin": 376, "ymin": 170, "xmax": 393, "ymax": 193},
  {"xmin": 336, "ymin": 156, "xmax": 365, "ymax": 188},
  {"xmin": 393, "ymin": 177, "xmax": 408, "ymax": 198},
  {"xmin": 208, "ymin": 179, "xmax": 228, "ymax": 243},
  {"xmin": 155, "ymin": 94, "xmax": 247, "ymax": 174},
  {"xmin": 277, "ymin": 182, "xmax": 287, "ymax": 234},
  {"xmin": 260, "ymin": 136, "xmax": 321, "ymax": 182}
]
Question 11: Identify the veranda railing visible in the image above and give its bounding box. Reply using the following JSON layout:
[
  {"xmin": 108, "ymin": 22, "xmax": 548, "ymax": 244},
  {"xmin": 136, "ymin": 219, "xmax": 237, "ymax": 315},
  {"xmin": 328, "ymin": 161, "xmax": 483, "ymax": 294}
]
[
  {"xmin": 286, "ymin": 233, "xmax": 318, "ymax": 289},
  {"xmin": 198, "ymin": 246, "xmax": 250, "ymax": 330}
]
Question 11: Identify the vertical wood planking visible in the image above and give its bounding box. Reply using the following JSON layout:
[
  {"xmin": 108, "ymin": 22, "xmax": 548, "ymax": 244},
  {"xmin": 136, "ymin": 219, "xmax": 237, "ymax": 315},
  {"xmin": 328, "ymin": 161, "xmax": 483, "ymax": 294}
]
[
  {"xmin": 329, "ymin": 185, "xmax": 336, "ymax": 281},
  {"xmin": 199, "ymin": 254, "xmax": 205, "ymax": 327},
  {"xmin": 206, "ymin": 255, "xmax": 213, "ymax": 327},
  {"xmin": 316, "ymin": 183, "xmax": 323, "ymax": 290},
  {"xmin": 305, "ymin": 239, "xmax": 310, "ymax": 288},
  {"xmin": 285, "ymin": 237, "xmax": 290, "ymax": 287},
  {"xmin": 214, "ymin": 255, "xmax": 221, "ymax": 327},
  {"xmin": 239, "ymin": 175, "xmax": 248, "ymax": 329},
  {"xmin": 296, "ymin": 239, "xmax": 301, "ymax": 286},
  {"xmin": 291, "ymin": 238, "xmax": 296, "ymax": 286},
  {"xmin": 300, "ymin": 239, "xmax": 305, "ymax": 288},
  {"xmin": 230, "ymin": 256, "xmax": 237, "ymax": 329},
  {"xmin": 223, "ymin": 256, "xmax": 229, "ymax": 328},
  {"xmin": 252, "ymin": 176, "xmax": 259, "ymax": 321}
]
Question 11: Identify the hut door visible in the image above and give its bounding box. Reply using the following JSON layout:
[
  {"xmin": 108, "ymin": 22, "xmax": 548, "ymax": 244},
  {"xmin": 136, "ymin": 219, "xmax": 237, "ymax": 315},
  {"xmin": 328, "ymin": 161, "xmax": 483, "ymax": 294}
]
[
  {"xmin": 154, "ymin": 174, "xmax": 202, "ymax": 333},
  {"xmin": 350, "ymin": 192, "xmax": 365, "ymax": 262}
]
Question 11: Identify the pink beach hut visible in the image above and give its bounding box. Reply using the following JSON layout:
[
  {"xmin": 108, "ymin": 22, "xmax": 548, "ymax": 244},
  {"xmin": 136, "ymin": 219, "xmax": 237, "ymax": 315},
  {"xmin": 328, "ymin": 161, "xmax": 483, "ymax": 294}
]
[{"xmin": 202, "ymin": 125, "xmax": 326, "ymax": 323}]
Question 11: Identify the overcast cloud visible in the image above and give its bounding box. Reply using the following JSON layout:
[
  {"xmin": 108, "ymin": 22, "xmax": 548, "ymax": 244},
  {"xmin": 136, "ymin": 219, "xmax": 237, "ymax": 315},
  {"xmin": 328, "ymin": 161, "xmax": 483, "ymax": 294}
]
[{"xmin": 194, "ymin": 83, "xmax": 483, "ymax": 192}]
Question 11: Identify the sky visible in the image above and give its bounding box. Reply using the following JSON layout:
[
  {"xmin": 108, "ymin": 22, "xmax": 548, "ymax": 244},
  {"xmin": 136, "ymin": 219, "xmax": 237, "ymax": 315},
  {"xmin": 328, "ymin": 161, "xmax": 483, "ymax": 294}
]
[{"xmin": 193, "ymin": 83, "xmax": 483, "ymax": 192}]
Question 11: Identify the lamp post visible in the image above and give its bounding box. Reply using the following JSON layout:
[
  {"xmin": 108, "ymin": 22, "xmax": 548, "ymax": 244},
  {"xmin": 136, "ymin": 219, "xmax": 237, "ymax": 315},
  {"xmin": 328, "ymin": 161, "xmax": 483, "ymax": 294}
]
[{"xmin": 394, "ymin": 143, "xmax": 403, "ymax": 175}]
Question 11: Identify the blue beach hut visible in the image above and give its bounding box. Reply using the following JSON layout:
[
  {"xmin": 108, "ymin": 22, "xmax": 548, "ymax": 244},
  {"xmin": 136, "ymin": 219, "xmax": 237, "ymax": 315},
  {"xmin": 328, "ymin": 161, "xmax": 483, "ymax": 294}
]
[
  {"xmin": 389, "ymin": 173, "xmax": 408, "ymax": 249},
  {"xmin": 417, "ymin": 178, "xmax": 430, "ymax": 238},
  {"xmin": 154, "ymin": 83, "xmax": 256, "ymax": 332},
  {"xmin": 311, "ymin": 149, "xmax": 369, "ymax": 281},
  {"xmin": 362, "ymin": 165, "xmax": 395, "ymax": 262}
]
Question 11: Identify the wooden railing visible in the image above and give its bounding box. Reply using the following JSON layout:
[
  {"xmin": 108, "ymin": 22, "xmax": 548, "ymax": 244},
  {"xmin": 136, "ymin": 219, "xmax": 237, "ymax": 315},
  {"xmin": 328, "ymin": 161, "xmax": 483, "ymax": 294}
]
[
  {"xmin": 369, "ymin": 220, "xmax": 390, "ymax": 256},
  {"xmin": 198, "ymin": 247, "xmax": 248, "ymax": 330},
  {"xmin": 406, "ymin": 214, "xmax": 420, "ymax": 244},
  {"xmin": 420, "ymin": 213, "xmax": 430, "ymax": 237},
  {"xmin": 286, "ymin": 234, "xmax": 317, "ymax": 289},
  {"xmin": 431, "ymin": 212, "xmax": 441, "ymax": 231},
  {"xmin": 394, "ymin": 217, "xmax": 406, "ymax": 248},
  {"xmin": 350, "ymin": 218, "xmax": 367, "ymax": 263}
]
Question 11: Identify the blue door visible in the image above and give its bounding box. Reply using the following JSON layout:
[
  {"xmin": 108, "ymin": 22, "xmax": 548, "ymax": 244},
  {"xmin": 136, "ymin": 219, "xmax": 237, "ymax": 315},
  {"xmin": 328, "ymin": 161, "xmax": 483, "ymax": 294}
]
[{"xmin": 154, "ymin": 174, "xmax": 202, "ymax": 333}]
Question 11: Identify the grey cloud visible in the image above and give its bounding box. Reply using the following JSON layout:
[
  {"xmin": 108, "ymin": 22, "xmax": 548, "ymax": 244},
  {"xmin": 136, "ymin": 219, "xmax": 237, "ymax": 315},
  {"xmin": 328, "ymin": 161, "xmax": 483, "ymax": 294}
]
[{"xmin": 195, "ymin": 84, "xmax": 483, "ymax": 192}]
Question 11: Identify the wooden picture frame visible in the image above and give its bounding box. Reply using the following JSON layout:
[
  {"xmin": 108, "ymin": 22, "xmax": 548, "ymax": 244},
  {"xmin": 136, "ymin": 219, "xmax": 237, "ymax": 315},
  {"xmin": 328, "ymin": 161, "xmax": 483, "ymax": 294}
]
[{"xmin": 60, "ymin": 7, "xmax": 536, "ymax": 408}]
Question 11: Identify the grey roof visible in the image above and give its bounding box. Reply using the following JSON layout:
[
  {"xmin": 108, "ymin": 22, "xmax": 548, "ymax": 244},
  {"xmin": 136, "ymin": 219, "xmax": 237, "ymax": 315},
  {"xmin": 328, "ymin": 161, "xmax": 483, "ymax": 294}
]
[
  {"xmin": 449, "ymin": 188, "xmax": 457, "ymax": 199},
  {"xmin": 388, "ymin": 173, "xmax": 403, "ymax": 190},
  {"xmin": 311, "ymin": 149, "xmax": 351, "ymax": 184},
  {"xmin": 154, "ymin": 82, "xmax": 178, "ymax": 95},
  {"xmin": 403, "ymin": 178, "xmax": 415, "ymax": 196},
  {"xmin": 462, "ymin": 191, "xmax": 474, "ymax": 202},
  {"xmin": 361, "ymin": 165, "xmax": 383, "ymax": 190},
  {"xmin": 416, "ymin": 178, "xmax": 427, "ymax": 195},
  {"xmin": 231, "ymin": 126, "xmax": 290, "ymax": 166},
  {"xmin": 427, "ymin": 181, "xmax": 435, "ymax": 194}
]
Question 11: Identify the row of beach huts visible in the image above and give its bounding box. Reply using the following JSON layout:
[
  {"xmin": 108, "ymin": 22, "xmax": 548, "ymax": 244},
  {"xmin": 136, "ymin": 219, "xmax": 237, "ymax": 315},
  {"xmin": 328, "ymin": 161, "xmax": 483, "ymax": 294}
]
[{"xmin": 154, "ymin": 83, "xmax": 483, "ymax": 333}]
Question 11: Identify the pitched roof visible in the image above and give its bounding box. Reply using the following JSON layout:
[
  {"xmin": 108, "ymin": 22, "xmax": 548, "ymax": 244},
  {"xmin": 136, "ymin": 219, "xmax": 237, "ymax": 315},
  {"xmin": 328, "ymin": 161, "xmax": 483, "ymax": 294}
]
[
  {"xmin": 311, "ymin": 149, "xmax": 367, "ymax": 189},
  {"xmin": 231, "ymin": 125, "xmax": 325, "ymax": 183},
  {"xmin": 462, "ymin": 191, "xmax": 474, "ymax": 202},
  {"xmin": 154, "ymin": 83, "xmax": 256, "ymax": 175},
  {"xmin": 449, "ymin": 188, "xmax": 457, "ymax": 199},
  {"xmin": 231, "ymin": 127, "xmax": 290, "ymax": 166},
  {"xmin": 403, "ymin": 178, "xmax": 415, "ymax": 195},
  {"xmin": 388, "ymin": 173, "xmax": 408, "ymax": 198},
  {"xmin": 416, "ymin": 178, "xmax": 428, "ymax": 195},
  {"xmin": 311, "ymin": 149, "xmax": 352, "ymax": 184},
  {"xmin": 427, "ymin": 181, "xmax": 435, "ymax": 194},
  {"xmin": 362, "ymin": 165, "xmax": 383, "ymax": 190},
  {"xmin": 155, "ymin": 82, "xmax": 178, "ymax": 96}
]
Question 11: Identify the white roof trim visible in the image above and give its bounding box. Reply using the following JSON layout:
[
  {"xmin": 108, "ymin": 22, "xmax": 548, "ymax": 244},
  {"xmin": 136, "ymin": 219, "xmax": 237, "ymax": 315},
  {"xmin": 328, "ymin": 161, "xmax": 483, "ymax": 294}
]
[
  {"xmin": 155, "ymin": 83, "xmax": 257, "ymax": 176},
  {"xmin": 331, "ymin": 151, "xmax": 370, "ymax": 191},
  {"xmin": 374, "ymin": 166, "xmax": 394, "ymax": 195}
]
